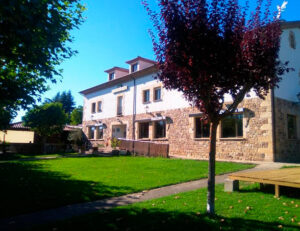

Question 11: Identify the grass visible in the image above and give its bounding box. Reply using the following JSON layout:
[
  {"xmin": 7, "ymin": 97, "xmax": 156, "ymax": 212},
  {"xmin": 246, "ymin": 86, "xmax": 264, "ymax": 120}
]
[
  {"xmin": 35, "ymin": 183, "xmax": 300, "ymax": 231},
  {"xmin": 281, "ymin": 165, "xmax": 300, "ymax": 169},
  {"xmin": 0, "ymin": 156, "xmax": 253, "ymax": 218}
]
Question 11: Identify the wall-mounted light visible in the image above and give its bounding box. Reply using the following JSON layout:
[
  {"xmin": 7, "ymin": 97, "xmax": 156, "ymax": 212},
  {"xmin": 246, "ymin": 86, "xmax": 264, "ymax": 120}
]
[{"xmin": 145, "ymin": 105, "xmax": 149, "ymax": 114}]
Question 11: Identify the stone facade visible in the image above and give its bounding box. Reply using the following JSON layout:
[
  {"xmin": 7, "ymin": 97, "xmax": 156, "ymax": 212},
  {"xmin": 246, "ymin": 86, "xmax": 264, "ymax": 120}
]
[
  {"xmin": 83, "ymin": 95, "xmax": 280, "ymax": 162},
  {"xmin": 274, "ymin": 97, "xmax": 300, "ymax": 162}
]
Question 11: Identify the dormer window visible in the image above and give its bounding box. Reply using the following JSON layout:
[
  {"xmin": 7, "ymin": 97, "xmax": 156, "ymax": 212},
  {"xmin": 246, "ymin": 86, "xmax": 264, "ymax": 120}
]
[
  {"xmin": 131, "ymin": 63, "xmax": 138, "ymax": 73},
  {"xmin": 109, "ymin": 72, "xmax": 115, "ymax": 81}
]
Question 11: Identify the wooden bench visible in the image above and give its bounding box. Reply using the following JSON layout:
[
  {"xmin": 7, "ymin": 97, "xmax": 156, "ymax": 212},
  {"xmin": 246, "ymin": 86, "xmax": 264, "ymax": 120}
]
[{"xmin": 225, "ymin": 168, "xmax": 300, "ymax": 197}]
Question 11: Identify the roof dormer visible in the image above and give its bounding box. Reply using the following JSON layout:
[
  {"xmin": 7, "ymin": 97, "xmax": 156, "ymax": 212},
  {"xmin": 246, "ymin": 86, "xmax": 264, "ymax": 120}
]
[
  {"xmin": 104, "ymin": 67, "xmax": 129, "ymax": 81},
  {"xmin": 126, "ymin": 56, "xmax": 156, "ymax": 74}
]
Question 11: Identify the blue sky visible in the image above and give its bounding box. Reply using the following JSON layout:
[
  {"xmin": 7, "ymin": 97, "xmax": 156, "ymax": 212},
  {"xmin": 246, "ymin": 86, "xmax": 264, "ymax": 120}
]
[{"xmin": 14, "ymin": 0, "xmax": 300, "ymax": 122}]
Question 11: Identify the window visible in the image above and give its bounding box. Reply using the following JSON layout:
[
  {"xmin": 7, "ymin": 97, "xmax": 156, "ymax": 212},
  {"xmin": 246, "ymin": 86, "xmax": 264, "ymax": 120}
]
[
  {"xmin": 154, "ymin": 120, "xmax": 166, "ymax": 138},
  {"xmin": 289, "ymin": 31, "xmax": 296, "ymax": 49},
  {"xmin": 221, "ymin": 113, "xmax": 243, "ymax": 138},
  {"xmin": 109, "ymin": 72, "xmax": 115, "ymax": 81},
  {"xmin": 154, "ymin": 87, "xmax": 161, "ymax": 101},
  {"xmin": 117, "ymin": 96, "xmax": 123, "ymax": 116},
  {"xmin": 287, "ymin": 115, "xmax": 297, "ymax": 139},
  {"xmin": 91, "ymin": 103, "xmax": 96, "ymax": 113},
  {"xmin": 88, "ymin": 126, "xmax": 95, "ymax": 139},
  {"xmin": 195, "ymin": 118, "xmax": 210, "ymax": 138},
  {"xmin": 143, "ymin": 90, "xmax": 150, "ymax": 103},
  {"xmin": 97, "ymin": 127, "xmax": 103, "ymax": 139},
  {"xmin": 97, "ymin": 101, "xmax": 102, "ymax": 112},
  {"xmin": 131, "ymin": 63, "xmax": 138, "ymax": 72},
  {"xmin": 139, "ymin": 122, "xmax": 149, "ymax": 139}
]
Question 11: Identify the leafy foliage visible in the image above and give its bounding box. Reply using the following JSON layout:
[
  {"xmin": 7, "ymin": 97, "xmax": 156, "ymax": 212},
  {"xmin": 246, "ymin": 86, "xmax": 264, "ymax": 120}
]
[
  {"xmin": 143, "ymin": 0, "xmax": 291, "ymax": 214},
  {"xmin": 0, "ymin": 0, "xmax": 85, "ymax": 130},
  {"xmin": 143, "ymin": 0, "xmax": 290, "ymax": 121},
  {"xmin": 47, "ymin": 91, "xmax": 76, "ymax": 115},
  {"xmin": 111, "ymin": 137, "xmax": 121, "ymax": 149},
  {"xmin": 68, "ymin": 128, "xmax": 84, "ymax": 146},
  {"xmin": 70, "ymin": 106, "xmax": 83, "ymax": 125},
  {"xmin": 23, "ymin": 102, "xmax": 67, "ymax": 137}
]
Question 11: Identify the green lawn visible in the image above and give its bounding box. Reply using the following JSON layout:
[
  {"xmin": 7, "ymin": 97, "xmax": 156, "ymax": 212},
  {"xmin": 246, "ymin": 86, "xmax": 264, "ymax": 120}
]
[
  {"xmin": 36, "ymin": 183, "xmax": 300, "ymax": 231},
  {"xmin": 0, "ymin": 156, "xmax": 253, "ymax": 218}
]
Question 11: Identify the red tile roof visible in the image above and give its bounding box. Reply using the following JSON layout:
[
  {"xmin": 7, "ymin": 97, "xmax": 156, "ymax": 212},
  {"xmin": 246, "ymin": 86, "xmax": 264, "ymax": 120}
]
[
  {"xmin": 126, "ymin": 56, "xmax": 157, "ymax": 65},
  {"xmin": 9, "ymin": 122, "xmax": 31, "ymax": 130},
  {"xmin": 104, "ymin": 67, "xmax": 129, "ymax": 73}
]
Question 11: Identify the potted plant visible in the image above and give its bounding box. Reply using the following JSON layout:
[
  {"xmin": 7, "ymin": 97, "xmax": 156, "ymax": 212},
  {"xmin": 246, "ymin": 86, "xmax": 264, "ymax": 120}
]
[{"xmin": 111, "ymin": 137, "xmax": 120, "ymax": 155}]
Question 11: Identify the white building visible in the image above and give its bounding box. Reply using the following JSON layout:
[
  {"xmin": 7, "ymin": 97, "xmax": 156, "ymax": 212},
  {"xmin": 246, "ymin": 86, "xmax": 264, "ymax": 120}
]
[{"xmin": 80, "ymin": 21, "xmax": 300, "ymax": 162}]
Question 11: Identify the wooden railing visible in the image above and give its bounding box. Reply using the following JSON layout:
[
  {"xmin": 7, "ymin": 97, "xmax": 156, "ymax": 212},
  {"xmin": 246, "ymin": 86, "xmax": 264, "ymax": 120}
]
[{"xmin": 118, "ymin": 139, "xmax": 169, "ymax": 158}]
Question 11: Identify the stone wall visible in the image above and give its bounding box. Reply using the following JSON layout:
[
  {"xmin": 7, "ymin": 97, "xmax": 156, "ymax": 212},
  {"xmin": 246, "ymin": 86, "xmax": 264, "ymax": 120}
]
[
  {"xmin": 83, "ymin": 96, "xmax": 275, "ymax": 162},
  {"xmin": 274, "ymin": 97, "xmax": 300, "ymax": 162},
  {"xmin": 166, "ymin": 95, "xmax": 274, "ymax": 161}
]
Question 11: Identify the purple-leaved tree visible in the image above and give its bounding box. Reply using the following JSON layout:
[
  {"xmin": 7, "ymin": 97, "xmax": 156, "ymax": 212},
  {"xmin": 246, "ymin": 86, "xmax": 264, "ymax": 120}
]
[{"xmin": 143, "ymin": 0, "xmax": 290, "ymax": 214}]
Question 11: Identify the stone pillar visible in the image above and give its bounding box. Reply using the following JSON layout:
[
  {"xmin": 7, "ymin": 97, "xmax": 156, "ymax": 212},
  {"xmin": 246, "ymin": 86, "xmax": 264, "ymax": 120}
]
[{"xmin": 224, "ymin": 179, "xmax": 239, "ymax": 192}]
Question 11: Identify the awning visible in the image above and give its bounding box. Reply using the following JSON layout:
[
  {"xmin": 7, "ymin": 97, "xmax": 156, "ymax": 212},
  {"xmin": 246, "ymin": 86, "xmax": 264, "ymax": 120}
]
[
  {"xmin": 151, "ymin": 116, "xmax": 166, "ymax": 121},
  {"xmin": 189, "ymin": 108, "xmax": 244, "ymax": 117},
  {"xmin": 189, "ymin": 113, "xmax": 203, "ymax": 118},
  {"xmin": 135, "ymin": 116, "xmax": 166, "ymax": 123},
  {"xmin": 135, "ymin": 118, "xmax": 152, "ymax": 123},
  {"xmin": 220, "ymin": 108, "xmax": 244, "ymax": 114}
]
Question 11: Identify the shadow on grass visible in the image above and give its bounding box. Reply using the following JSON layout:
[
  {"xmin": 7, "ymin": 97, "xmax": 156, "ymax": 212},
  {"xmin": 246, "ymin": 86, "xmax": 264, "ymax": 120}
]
[
  {"xmin": 239, "ymin": 183, "xmax": 300, "ymax": 199},
  {"xmin": 0, "ymin": 153, "xmax": 117, "ymax": 161},
  {"xmin": 37, "ymin": 207, "xmax": 299, "ymax": 231},
  {"xmin": 0, "ymin": 161, "xmax": 134, "ymax": 218}
]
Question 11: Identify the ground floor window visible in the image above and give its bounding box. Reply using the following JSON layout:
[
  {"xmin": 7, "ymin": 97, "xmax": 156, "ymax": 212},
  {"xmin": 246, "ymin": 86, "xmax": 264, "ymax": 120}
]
[
  {"xmin": 287, "ymin": 114, "xmax": 297, "ymax": 139},
  {"xmin": 195, "ymin": 118, "xmax": 210, "ymax": 138},
  {"xmin": 221, "ymin": 113, "xmax": 243, "ymax": 138},
  {"xmin": 154, "ymin": 120, "xmax": 166, "ymax": 138},
  {"xmin": 97, "ymin": 127, "xmax": 104, "ymax": 139},
  {"xmin": 88, "ymin": 126, "xmax": 96, "ymax": 139},
  {"xmin": 139, "ymin": 122, "xmax": 149, "ymax": 139}
]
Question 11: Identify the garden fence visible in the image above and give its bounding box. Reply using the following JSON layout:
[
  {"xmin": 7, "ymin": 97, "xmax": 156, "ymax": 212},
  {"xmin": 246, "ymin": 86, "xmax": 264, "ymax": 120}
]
[{"xmin": 118, "ymin": 139, "xmax": 169, "ymax": 158}]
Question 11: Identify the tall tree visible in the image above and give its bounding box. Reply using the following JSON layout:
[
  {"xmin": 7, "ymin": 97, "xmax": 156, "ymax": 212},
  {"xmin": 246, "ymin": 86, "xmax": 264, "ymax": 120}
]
[
  {"xmin": 23, "ymin": 102, "xmax": 67, "ymax": 141},
  {"xmin": 0, "ymin": 0, "xmax": 85, "ymax": 130},
  {"xmin": 70, "ymin": 106, "xmax": 83, "ymax": 125},
  {"xmin": 144, "ymin": 0, "xmax": 290, "ymax": 214},
  {"xmin": 49, "ymin": 90, "xmax": 76, "ymax": 115}
]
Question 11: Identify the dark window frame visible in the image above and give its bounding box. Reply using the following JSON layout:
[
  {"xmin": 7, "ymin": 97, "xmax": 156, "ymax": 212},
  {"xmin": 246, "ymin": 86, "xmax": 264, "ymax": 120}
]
[
  {"xmin": 131, "ymin": 63, "xmax": 138, "ymax": 73},
  {"xmin": 154, "ymin": 87, "xmax": 162, "ymax": 101},
  {"xmin": 154, "ymin": 120, "xmax": 166, "ymax": 139},
  {"xmin": 97, "ymin": 127, "xmax": 104, "ymax": 140},
  {"xmin": 138, "ymin": 122, "xmax": 149, "ymax": 139},
  {"xmin": 117, "ymin": 96, "xmax": 123, "ymax": 116},
  {"xmin": 287, "ymin": 114, "xmax": 297, "ymax": 139},
  {"xmin": 89, "ymin": 126, "xmax": 96, "ymax": 139},
  {"xmin": 221, "ymin": 113, "xmax": 243, "ymax": 138},
  {"xmin": 97, "ymin": 101, "xmax": 102, "ymax": 112},
  {"xmin": 91, "ymin": 103, "xmax": 96, "ymax": 114},
  {"xmin": 195, "ymin": 118, "xmax": 210, "ymax": 138},
  {"xmin": 109, "ymin": 72, "xmax": 115, "ymax": 81},
  {"xmin": 143, "ymin": 89, "xmax": 150, "ymax": 103}
]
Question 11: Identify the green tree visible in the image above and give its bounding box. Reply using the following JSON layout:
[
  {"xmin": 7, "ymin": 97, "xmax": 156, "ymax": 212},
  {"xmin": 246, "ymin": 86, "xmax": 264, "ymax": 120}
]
[
  {"xmin": 70, "ymin": 106, "xmax": 83, "ymax": 125},
  {"xmin": 48, "ymin": 90, "xmax": 76, "ymax": 115},
  {"xmin": 23, "ymin": 102, "xmax": 67, "ymax": 140},
  {"xmin": 0, "ymin": 0, "xmax": 85, "ymax": 130}
]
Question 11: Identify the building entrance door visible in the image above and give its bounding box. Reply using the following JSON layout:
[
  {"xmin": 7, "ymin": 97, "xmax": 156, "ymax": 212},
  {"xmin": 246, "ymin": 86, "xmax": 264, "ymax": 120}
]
[{"xmin": 112, "ymin": 125, "xmax": 127, "ymax": 139}]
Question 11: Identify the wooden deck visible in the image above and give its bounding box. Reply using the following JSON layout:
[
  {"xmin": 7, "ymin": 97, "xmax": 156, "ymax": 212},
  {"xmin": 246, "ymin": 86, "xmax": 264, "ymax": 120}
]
[{"xmin": 229, "ymin": 168, "xmax": 300, "ymax": 197}]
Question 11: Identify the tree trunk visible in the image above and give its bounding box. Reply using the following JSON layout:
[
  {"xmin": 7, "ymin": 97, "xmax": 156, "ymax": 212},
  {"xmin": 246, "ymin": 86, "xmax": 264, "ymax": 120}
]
[{"xmin": 207, "ymin": 121, "xmax": 219, "ymax": 215}]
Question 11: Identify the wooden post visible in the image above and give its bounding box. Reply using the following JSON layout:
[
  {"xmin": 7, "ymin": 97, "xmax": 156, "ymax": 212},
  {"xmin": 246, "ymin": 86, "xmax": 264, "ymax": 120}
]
[{"xmin": 275, "ymin": 185, "xmax": 280, "ymax": 198}]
